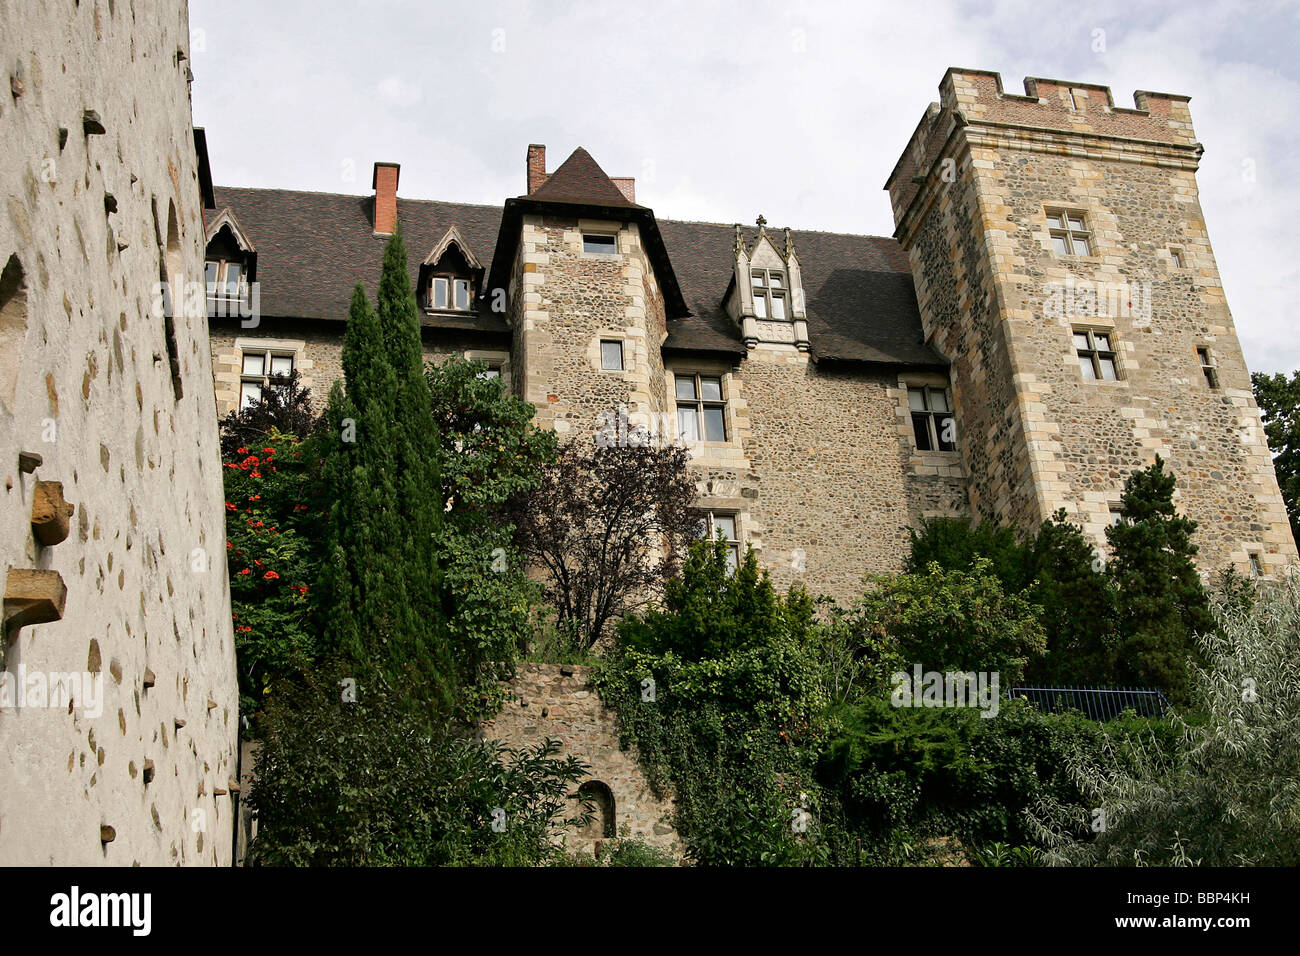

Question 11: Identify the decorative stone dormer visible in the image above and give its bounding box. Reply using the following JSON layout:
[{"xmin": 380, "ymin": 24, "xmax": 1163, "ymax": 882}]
[
  {"xmin": 203, "ymin": 207, "xmax": 255, "ymax": 317},
  {"xmin": 419, "ymin": 225, "xmax": 483, "ymax": 313},
  {"xmin": 727, "ymin": 216, "xmax": 809, "ymax": 351}
]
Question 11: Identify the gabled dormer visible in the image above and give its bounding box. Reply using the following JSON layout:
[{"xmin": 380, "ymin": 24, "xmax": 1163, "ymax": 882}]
[
  {"xmin": 419, "ymin": 225, "xmax": 483, "ymax": 313},
  {"xmin": 725, "ymin": 217, "xmax": 809, "ymax": 351},
  {"xmin": 204, "ymin": 207, "xmax": 255, "ymax": 317}
]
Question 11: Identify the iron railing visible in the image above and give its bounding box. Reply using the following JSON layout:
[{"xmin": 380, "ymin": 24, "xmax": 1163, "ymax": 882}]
[{"xmin": 1007, "ymin": 685, "xmax": 1170, "ymax": 721}]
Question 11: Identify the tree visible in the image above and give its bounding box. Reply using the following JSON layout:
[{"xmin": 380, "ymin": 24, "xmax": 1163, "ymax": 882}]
[
  {"xmin": 513, "ymin": 440, "xmax": 697, "ymax": 652},
  {"xmin": 249, "ymin": 662, "xmax": 591, "ymax": 866},
  {"xmin": 1104, "ymin": 456, "xmax": 1214, "ymax": 705},
  {"xmin": 316, "ymin": 230, "xmax": 453, "ymax": 714},
  {"xmin": 1030, "ymin": 574, "xmax": 1300, "ymax": 866},
  {"xmin": 1022, "ymin": 510, "xmax": 1119, "ymax": 685},
  {"xmin": 857, "ymin": 559, "xmax": 1047, "ymax": 683},
  {"xmin": 1251, "ymin": 370, "xmax": 1300, "ymax": 547},
  {"xmin": 425, "ymin": 357, "xmax": 556, "ymax": 706}
]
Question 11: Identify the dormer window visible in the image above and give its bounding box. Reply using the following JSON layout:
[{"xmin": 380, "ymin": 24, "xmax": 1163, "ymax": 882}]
[
  {"xmin": 429, "ymin": 275, "xmax": 473, "ymax": 311},
  {"xmin": 206, "ymin": 258, "xmax": 249, "ymax": 308},
  {"xmin": 751, "ymin": 270, "xmax": 787, "ymax": 320}
]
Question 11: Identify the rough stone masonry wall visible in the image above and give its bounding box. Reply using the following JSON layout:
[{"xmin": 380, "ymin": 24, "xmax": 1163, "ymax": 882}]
[
  {"xmin": 0, "ymin": 0, "xmax": 239, "ymax": 864},
  {"xmin": 513, "ymin": 214, "xmax": 668, "ymax": 440},
  {"xmin": 889, "ymin": 69, "xmax": 1297, "ymax": 572},
  {"xmin": 479, "ymin": 663, "xmax": 681, "ymax": 860},
  {"xmin": 687, "ymin": 348, "xmax": 968, "ymax": 604}
]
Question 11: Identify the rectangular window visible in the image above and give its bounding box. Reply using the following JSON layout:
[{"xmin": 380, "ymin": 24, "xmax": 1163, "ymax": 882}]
[
  {"xmin": 674, "ymin": 372, "xmax": 728, "ymax": 442},
  {"xmin": 1046, "ymin": 209, "xmax": 1092, "ymax": 256},
  {"xmin": 1107, "ymin": 503, "xmax": 1124, "ymax": 527},
  {"xmin": 239, "ymin": 348, "xmax": 294, "ymax": 410},
  {"xmin": 583, "ymin": 234, "xmax": 617, "ymax": 255},
  {"xmin": 431, "ymin": 276, "xmax": 448, "ymax": 309},
  {"xmin": 1249, "ymin": 553, "xmax": 1265, "ymax": 578},
  {"xmin": 476, "ymin": 366, "xmax": 501, "ymax": 381},
  {"xmin": 600, "ymin": 340, "xmax": 624, "ymax": 371},
  {"xmin": 206, "ymin": 259, "xmax": 248, "ymax": 313},
  {"xmin": 750, "ymin": 269, "xmax": 788, "ymax": 321},
  {"xmin": 453, "ymin": 279, "xmax": 471, "ymax": 310},
  {"xmin": 1170, "ymin": 248, "xmax": 1184, "ymax": 269},
  {"xmin": 693, "ymin": 510, "xmax": 741, "ymax": 572},
  {"xmin": 907, "ymin": 385, "xmax": 956, "ymax": 452},
  {"xmin": 1075, "ymin": 328, "xmax": 1119, "ymax": 381},
  {"xmin": 1197, "ymin": 347, "xmax": 1219, "ymax": 389}
]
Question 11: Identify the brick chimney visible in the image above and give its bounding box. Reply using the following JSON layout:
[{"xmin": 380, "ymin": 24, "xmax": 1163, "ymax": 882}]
[
  {"xmin": 372, "ymin": 162, "xmax": 400, "ymax": 235},
  {"xmin": 527, "ymin": 144, "xmax": 547, "ymax": 194},
  {"xmin": 610, "ymin": 177, "xmax": 636, "ymax": 203}
]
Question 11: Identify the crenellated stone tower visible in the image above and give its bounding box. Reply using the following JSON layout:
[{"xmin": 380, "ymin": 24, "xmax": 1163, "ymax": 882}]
[{"xmin": 886, "ymin": 68, "xmax": 1297, "ymax": 574}]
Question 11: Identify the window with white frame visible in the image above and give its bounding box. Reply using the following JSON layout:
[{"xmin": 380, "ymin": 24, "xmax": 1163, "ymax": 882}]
[
  {"xmin": 750, "ymin": 269, "xmax": 788, "ymax": 320},
  {"xmin": 907, "ymin": 385, "xmax": 956, "ymax": 452},
  {"xmin": 1046, "ymin": 209, "xmax": 1092, "ymax": 256},
  {"xmin": 693, "ymin": 510, "xmax": 740, "ymax": 572},
  {"xmin": 675, "ymin": 372, "xmax": 727, "ymax": 442},
  {"xmin": 428, "ymin": 275, "xmax": 473, "ymax": 311},
  {"xmin": 583, "ymin": 234, "xmax": 617, "ymax": 255},
  {"xmin": 601, "ymin": 340, "xmax": 624, "ymax": 371},
  {"xmin": 1074, "ymin": 328, "xmax": 1119, "ymax": 381},
  {"xmin": 240, "ymin": 348, "xmax": 294, "ymax": 410},
  {"xmin": 206, "ymin": 258, "xmax": 248, "ymax": 309}
]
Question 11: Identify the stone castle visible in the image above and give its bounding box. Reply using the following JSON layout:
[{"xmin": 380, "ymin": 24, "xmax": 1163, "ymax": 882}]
[
  {"xmin": 3, "ymin": 0, "xmax": 1295, "ymax": 866},
  {"xmin": 205, "ymin": 69, "xmax": 1297, "ymax": 606}
]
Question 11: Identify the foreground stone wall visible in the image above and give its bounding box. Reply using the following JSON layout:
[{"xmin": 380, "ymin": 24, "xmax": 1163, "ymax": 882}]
[
  {"xmin": 479, "ymin": 663, "xmax": 681, "ymax": 860},
  {"xmin": 0, "ymin": 0, "xmax": 238, "ymax": 864}
]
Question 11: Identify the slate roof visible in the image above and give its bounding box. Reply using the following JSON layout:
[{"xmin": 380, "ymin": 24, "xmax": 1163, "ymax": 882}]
[
  {"xmin": 207, "ymin": 180, "xmax": 944, "ymax": 367},
  {"xmin": 528, "ymin": 147, "xmax": 642, "ymax": 208}
]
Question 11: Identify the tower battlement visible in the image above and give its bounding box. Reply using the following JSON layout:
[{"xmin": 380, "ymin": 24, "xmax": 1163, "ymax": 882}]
[{"xmin": 887, "ymin": 68, "xmax": 1200, "ymax": 228}]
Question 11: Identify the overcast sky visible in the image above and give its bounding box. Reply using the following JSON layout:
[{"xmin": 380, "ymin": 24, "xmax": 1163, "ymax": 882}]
[{"xmin": 190, "ymin": 0, "xmax": 1300, "ymax": 375}]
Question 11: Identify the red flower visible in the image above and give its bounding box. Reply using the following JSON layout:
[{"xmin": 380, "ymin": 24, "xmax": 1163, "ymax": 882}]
[
  {"xmin": 226, "ymin": 541, "xmax": 233, "ymax": 550},
  {"xmin": 250, "ymin": 471, "xmax": 262, "ymax": 478},
  {"xmin": 236, "ymin": 625, "xmax": 252, "ymax": 634},
  {"xmin": 248, "ymin": 495, "xmax": 261, "ymax": 501},
  {"xmin": 264, "ymin": 570, "xmax": 280, "ymax": 580},
  {"xmin": 238, "ymin": 568, "xmax": 251, "ymax": 576},
  {"xmin": 225, "ymin": 502, "xmax": 236, "ymax": 512},
  {"xmin": 236, "ymin": 447, "xmax": 249, "ymax": 455},
  {"xmin": 262, "ymin": 447, "xmax": 275, "ymax": 455}
]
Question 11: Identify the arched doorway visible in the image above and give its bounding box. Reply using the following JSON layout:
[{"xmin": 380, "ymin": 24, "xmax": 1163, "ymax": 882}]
[{"xmin": 576, "ymin": 780, "xmax": 615, "ymax": 840}]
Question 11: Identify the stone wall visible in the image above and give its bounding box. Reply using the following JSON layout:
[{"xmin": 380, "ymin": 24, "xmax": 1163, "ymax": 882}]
[
  {"xmin": 0, "ymin": 0, "xmax": 239, "ymax": 864},
  {"xmin": 888, "ymin": 69, "xmax": 1298, "ymax": 573},
  {"xmin": 479, "ymin": 663, "xmax": 681, "ymax": 860}
]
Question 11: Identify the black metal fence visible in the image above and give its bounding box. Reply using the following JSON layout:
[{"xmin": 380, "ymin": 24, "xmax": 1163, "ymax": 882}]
[{"xmin": 1007, "ymin": 685, "xmax": 1170, "ymax": 720}]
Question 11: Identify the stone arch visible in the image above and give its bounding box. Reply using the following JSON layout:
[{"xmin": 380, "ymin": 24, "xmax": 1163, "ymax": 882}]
[
  {"xmin": 160, "ymin": 201, "xmax": 184, "ymax": 399},
  {"xmin": 0, "ymin": 254, "xmax": 28, "ymax": 414},
  {"xmin": 577, "ymin": 779, "xmax": 616, "ymax": 839}
]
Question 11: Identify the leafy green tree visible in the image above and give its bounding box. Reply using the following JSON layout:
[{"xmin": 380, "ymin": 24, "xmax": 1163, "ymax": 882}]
[
  {"xmin": 316, "ymin": 231, "xmax": 452, "ymax": 714},
  {"xmin": 857, "ymin": 559, "xmax": 1047, "ymax": 682},
  {"xmin": 905, "ymin": 516, "xmax": 1032, "ymax": 591},
  {"xmin": 1251, "ymin": 370, "xmax": 1300, "ymax": 547},
  {"xmin": 218, "ymin": 367, "xmax": 320, "ymax": 457},
  {"xmin": 425, "ymin": 357, "xmax": 557, "ymax": 711},
  {"xmin": 1104, "ymin": 456, "xmax": 1214, "ymax": 704},
  {"xmin": 598, "ymin": 541, "xmax": 832, "ymax": 866},
  {"xmin": 1030, "ymin": 574, "xmax": 1300, "ymax": 866},
  {"xmin": 249, "ymin": 662, "xmax": 591, "ymax": 866},
  {"xmin": 1023, "ymin": 510, "xmax": 1118, "ymax": 685}
]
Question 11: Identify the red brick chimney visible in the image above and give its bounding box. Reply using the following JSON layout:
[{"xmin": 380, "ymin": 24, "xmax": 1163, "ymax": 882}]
[
  {"xmin": 610, "ymin": 177, "xmax": 636, "ymax": 203},
  {"xmin": 372, "ymin": 162, "xmax": 400, "ymax": 235},
  {"xmin": 527, "ymin": 144, "xmax": 547, "ymax": 194}
]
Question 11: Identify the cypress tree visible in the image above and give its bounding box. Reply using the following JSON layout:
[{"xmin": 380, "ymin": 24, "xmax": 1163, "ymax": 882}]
[
  {"xmin": 1105, "ymin": 455, "xmax": 1215, "ymax": 705},
  {"xmin": 318, "ymin": 230, "xmax": 453, "ymax": 714}
]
